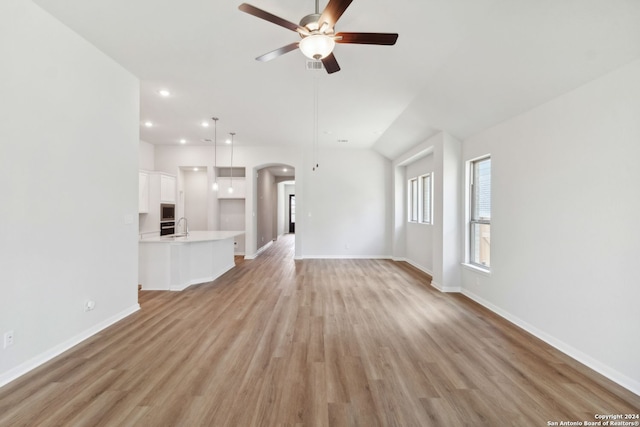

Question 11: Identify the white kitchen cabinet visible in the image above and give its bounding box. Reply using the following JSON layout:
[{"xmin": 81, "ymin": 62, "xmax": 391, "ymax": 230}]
[
  {"xmin": 160, "ymin": 174, "xmax": 176, "ymax": 203},
  {"xmin": 216, "ymin": 177, "xmax": 245, "ymax": 199},
  {"xmin": 139, "ymin": 172, "xmax": 177, "ymax": 235},
  {"xmin": 139, "ymin": 171, "xmax": 149, "ymax": 213}
]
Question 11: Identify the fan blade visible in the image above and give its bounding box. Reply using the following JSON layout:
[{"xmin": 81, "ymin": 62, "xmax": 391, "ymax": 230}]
[
  {"xmin": 335, "ymin": 32, "xmax": 399, "ymax": 45},
  {"xmin": 318, "ymin": 0, "xmax": 354, "ymax": 29},
  {"xmin": 321, "ymin": 53, "xmax": 341, "ymax": 74},
  {"xmin": 238, "ymin": 3, "xmax": 303, "ymax": 33},
  {"xmin": 255, "ymin": 42, "xmax": 299, "ymax": 62}
]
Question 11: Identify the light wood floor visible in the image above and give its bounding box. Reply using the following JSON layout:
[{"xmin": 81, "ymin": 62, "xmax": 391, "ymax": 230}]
[{"xmin": 1, "ymin": 234, "xmax": 638, "ymax": 426}]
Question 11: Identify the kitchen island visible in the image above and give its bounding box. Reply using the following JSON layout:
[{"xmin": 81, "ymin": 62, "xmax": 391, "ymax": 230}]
[{"xmin": 139, "ymin": 230, "xmax": 244, "ymax": 291}]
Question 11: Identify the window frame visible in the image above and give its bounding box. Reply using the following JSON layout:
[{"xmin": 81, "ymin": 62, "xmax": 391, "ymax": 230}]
[
  {"xmin": 408, "ymin": 177, "xmax": 419, "ymax": 223},
  {"xmin": 468, "ymin": 155, "xmax": 491, "ymax": 270},
  {"xmin": 407, "ymin": 173, "xmax": 434, "ymax": 225},
  {"xmin": 419, "ymin": 173, "xmax": 433, "ymax": 225}
]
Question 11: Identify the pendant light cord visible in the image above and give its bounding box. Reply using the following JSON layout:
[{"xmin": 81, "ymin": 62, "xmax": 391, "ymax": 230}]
[{"xmin": 212, "ymin": 117, "xmax": 218, "ymax": 187}]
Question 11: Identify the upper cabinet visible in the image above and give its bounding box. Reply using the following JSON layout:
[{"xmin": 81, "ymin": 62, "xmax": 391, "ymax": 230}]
[
  {"xmin": 139, "ymin": 171, "xmax": 176, "ymax": 234},
  {"xmin": 160, "ymin": 174, "xmax": 176, "ymax": 203},
  {"xmin": 140, "ymin": 171, "xmax": 176, "ymax": 212},
  {"xmin": 139, "ymin": 171, "xmax": 150, "ymax": 213}
]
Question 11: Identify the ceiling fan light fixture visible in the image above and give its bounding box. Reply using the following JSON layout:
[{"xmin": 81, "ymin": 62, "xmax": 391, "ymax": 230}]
[
  {"xmin": 299, "ymin": 34, "xmax": 335, "ymax": 60},
  {"xmin": 239, "ymin": 1, "xmax": 398, "ymax": 74}
]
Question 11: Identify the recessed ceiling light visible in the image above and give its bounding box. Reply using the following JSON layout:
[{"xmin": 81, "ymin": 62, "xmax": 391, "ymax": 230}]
[
  {"xmin": 179, "ymin": 139, "xmax": 186, "ymax": 144},
  {"xmin": 283, "ymin": 168, "xmax": 288, "ymax": 172},
  {"xmin": 144, "ymin": 121, "xmax": 153, "ymax": 127},
  {"xmin": 159, "ymin": 89, "xmax": 171, "ymax": 97},
  {"xmin": 225, "ymin": 139, "xmax": 231, "ymax": 144},
  {"xmin": 201, "ymin": 121, "xmax": 209, "ymax": 128},
  {"xmin": 193, "ymin": 167, "xmax": 199, "ymax": 172}
]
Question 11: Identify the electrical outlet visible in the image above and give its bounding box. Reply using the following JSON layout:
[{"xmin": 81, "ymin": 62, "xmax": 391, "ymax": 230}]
[
  {"xmin": 85, "ymin": 300, "xmax": 96, "ymax": 312},
  {"xmin": 4, "ymin": 330, "xmax": 14, "ymax": 349}
]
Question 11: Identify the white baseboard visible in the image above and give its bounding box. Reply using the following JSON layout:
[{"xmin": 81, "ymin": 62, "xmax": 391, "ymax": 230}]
[
  {"xmin": 430, "ymin": 281, "xmax": 461, "ymax": 293},
  {"xmin": 402, "ymin": 259, "xmax": 434, "ymax": 277},
  {"xmin": 461, "ymin": 288, "xmax": 640, "ymax": 397},
  {"xmin": 244, "ymin": 241, "xmax": 274, "ymax": 259},
  {"xmin": 299, "ymin": 254, "xmax": 391, "ymax": 260},
  {"xmin": 0, "ymin": 304, "xmax": 140, "ymax": 389}
]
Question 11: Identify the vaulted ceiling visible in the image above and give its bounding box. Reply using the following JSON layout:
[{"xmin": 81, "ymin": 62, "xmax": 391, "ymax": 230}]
[{"xmin": 33, "ymin": 0, "xmax": 640, "ymax": 159}]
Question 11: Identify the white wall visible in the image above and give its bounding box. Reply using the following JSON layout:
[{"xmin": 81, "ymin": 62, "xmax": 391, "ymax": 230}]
[
  {"xmin": 405, "ymin": 155, "xmax": 435, "ymax": 274},
  {"xmin": 433, "ymin": 133, "xmax": 462, "ymax": 292},
  {"xmin": 219, "ymin": 200, "xmax": 246, "ymax": 254},
  {"xmin": 182, "ymin": 169, "xmax": 209, "ymax": 231},
  {"xmin": 139, "ymin": 140, "xmax": 155, "ymax": 171},
  {"xmin": 0, "ymin": 0, "xmax": 140, "ymax": 386},
  {"xmin": 302, "ymin": 148, "xmax": 392, "ymax": 258},
  {"xmin": 393, "ymin": 133, "xmax": 462, "ymax": 291},
  {"xmin": 461, "ymin": 59, "xmax": 640, "ymax": 394}
]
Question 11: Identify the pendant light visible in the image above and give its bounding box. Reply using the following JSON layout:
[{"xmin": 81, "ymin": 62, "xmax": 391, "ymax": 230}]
[
  {"xmin": 228, "ymin": 132, "xmax": 235, "ymax": 194},
  {"xmin": 212, "ymin": 117, "xmax": 219, "ymax": 191}
]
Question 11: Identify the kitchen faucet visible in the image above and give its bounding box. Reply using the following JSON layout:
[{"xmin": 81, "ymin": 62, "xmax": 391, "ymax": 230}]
[{"xmin": 176, "ymin": 217, "xmax": 189, "ymax": 236}]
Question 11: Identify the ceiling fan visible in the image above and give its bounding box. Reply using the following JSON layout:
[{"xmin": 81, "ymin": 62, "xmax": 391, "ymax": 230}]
[{"xmin": 238, "ymin": 0, "xmax": 398, "ymax": 74}]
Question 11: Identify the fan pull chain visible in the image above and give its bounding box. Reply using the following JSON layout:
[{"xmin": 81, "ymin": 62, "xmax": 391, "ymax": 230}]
[{"xmin": 312, "ymin": 76, "xmax": 319, "ymax": 171}]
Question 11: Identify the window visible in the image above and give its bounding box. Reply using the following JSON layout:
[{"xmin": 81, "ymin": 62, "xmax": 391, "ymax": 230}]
[
  {"xmin": 469, "ymin": 156, "xmax": 491, "ymax": 268},
  {"xmin": 408, "ymin": 173, "xmax": 433, "ymax": 224},
  {"xmin": 408, "ymin": 177, "xmax": 418, "ymax": 222},
  {"xmin": 420, "ymin": 174, "xmax": 432, "ymax": 224}
]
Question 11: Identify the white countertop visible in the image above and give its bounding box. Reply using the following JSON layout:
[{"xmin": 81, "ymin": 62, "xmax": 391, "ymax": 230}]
[{"xmin": 139, "ymin": 230, "xmax": 244, "ymax": 244}]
